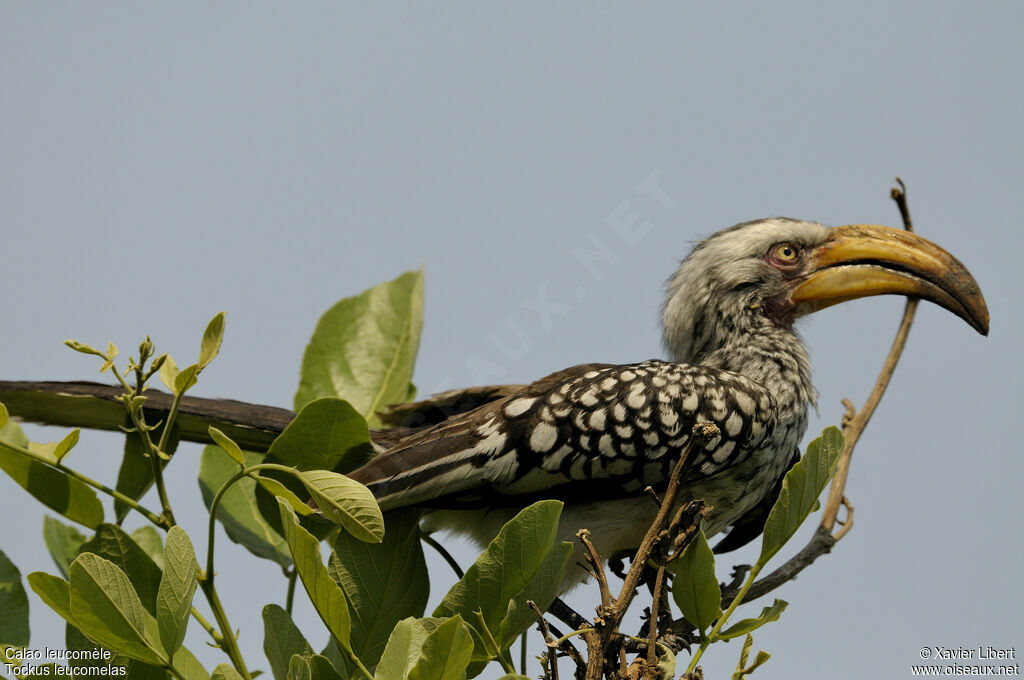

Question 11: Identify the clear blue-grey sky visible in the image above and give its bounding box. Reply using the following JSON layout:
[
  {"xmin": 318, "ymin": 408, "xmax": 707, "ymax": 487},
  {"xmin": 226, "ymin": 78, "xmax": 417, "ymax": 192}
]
[{"xmin": 2, "ymin": 3, "xmax": 1021, "ymax": 679}]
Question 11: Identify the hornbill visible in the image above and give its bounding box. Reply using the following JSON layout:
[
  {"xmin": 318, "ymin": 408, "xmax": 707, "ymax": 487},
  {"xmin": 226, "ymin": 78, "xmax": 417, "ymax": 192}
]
[
  {"xmin": 0, "ymin": 219, "xmax": 989, "ymax": 587},
  {"xmin": 345, "ymin": 218, "xmax": 988, "ymax": 584}
]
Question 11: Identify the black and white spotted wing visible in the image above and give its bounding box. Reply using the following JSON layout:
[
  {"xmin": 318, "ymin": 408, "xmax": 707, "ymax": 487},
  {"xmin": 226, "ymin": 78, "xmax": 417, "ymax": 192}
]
[{"xmin": 349, "ymin": 360, "xmax": 778, "ymax": 510}]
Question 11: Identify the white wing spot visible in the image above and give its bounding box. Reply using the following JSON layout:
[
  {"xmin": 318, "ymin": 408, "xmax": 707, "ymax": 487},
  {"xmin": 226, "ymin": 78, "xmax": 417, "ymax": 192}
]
[
  {"xmin": 725, "ymin": 412, "xmax": 743, "ymax": 437},
  {"xmin": 541, "ymin": 444, "xmax": 573, "ymax": 471},
  {"xmin": 579, "ymin": 388, "xmax": 600, "ymax": 407},
  {"xmin": 734, "ymin": 391, "xmax": 754, "ymax": 415},
  {"xmin": 681, "ymin": 393, "xmax": 699, "ymax": 412},
  {"xmin": 658, "ymin": 407, "xmax": 679, "ymax": 429},
  {"xmin": 626, "ymin": 386, "xmax": 647, "ymax": 409},
  {"xmin": 529, "ymin": 422, "xmax": 559, "ymax": 453},
  {"xmin": 643, "ymin": 430, "xmax": 659, "ymax": 445},
  {"xmin": 615, "ymin": 424, "xmax": 634, "ymax": 439},
  {"xmin": 600, "ymin": 377, "xmax": 618, "ymax": 391},
  {"xmin": 620, "ymin": 370, "xmax": 636, "ymax": 382},
  {"xmin": 589, "ymin": 408, "xmax": 607, "ymax": 430},
  {"xmin": 598, "ymin": 434, "xmax": 615, "ymax": 456},
  {"xmin": 613, "ymin": 403, "xmax": 627, "ymax": 421},
  {"xmin": 504, "ymin": 397, "xmax": 537, "ymax": 418}
]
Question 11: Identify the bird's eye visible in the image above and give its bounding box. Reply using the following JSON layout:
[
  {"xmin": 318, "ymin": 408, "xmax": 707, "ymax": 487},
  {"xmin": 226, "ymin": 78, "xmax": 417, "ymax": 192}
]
[{"xmin": 773, "ymin": 244, "xmax": 800, "ymax": 262}]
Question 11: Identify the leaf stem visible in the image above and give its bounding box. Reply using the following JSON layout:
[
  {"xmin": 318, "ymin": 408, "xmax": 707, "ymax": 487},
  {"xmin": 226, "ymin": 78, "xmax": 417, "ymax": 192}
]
[
  {"xmin": 420, "ymin": 532, "xmax": 465, "ymax": 578},
  {"xmin": 285, "ymin": 569, "xmax": 298, "ymax": 615},
  {"xmin": 205, "ymin": 463, "xmax": 293, "ymax": 578},
  {"xmin": 549, "ymin": 627, "xmax": 596, "ymax": 648},
  {"xmin": 685, "ymin": 563, "xmax": 763, "ymax": 674},
  {"xmin": 110, "ymin": 365, "xmax": 176, "ymax": 526},
  {"xmin": 344, "ymin": 649, "xmax": 375, "ymax": 680},
  {"xmin": 202, "ymin": 463, "xmax": 295, "ymax": 680},
  {"xmin": 476, "ymin": 611, "xmax": 516, "ymax": 674},
  {"xmin": 190, "ymin": 605, "xmax": 222, "ymax": 644},
  {"xmin": 165, "ymin": 664, "xmax": 189, "ymax": 680},
  {"xmin": 0, "ymin": 439, "xmax": 166, "ymax": 528},
  {"xmin": 198, "ymin": 578, "xmax": 252, "ymax": 680}
]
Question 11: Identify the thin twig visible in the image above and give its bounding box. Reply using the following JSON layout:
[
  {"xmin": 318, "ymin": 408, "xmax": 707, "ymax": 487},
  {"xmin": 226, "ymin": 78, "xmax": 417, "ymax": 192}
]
[
  {"xmin": 581, "ymin": 425, "xmax": 717, "ymax": 680},
  {"xmin": 577, "ymin": 529, "xmax": 613, "ymax": 614},
  {"xmin": 529, "ymin": 600, "xmax": 562, "ymax": 680},
  {"xmin": 645, "ymin": 565, "xmax": 668, "ymax": 677},
  {"xmin": 611, "ymin": 425, "xmax": 714, "ymax": 625},
  {"xmin": 821, "ymin": 177, "xmax": 916, "ymax": 532}
]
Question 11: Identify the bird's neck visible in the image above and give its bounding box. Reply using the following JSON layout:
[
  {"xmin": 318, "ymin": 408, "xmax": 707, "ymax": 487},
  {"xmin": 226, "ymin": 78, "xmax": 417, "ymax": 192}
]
[{"xmin": 686, "ymin": 323, "xmax": 817, "ymax": 421}]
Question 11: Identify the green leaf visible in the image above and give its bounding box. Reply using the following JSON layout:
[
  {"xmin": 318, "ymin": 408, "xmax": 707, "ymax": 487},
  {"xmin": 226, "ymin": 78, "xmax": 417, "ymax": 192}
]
[
  {"xmin": 198, "ymin": 446, "xmax": 291, "ymax": 568},
  {"xmin": 156, "ymin": 527, "xmax": 199, "ymax": 655},
  {"xmin": 123, "ymin": 659, "xmax": 168, "ymax": 680},
  {"xmin": 175, "ymin": 364, "xmax": 199, "ymax": 395},
  {"xmin": 114, "ymin": 422, "xmax": 179, "ymax": 523},
  {"xmin": 328, "ymin": 509, "xmax": 429, "ymax": 671},
  {"xmin": 100, "ymin": 342, "xmax": 119, "ymax": 374},
  {"xmin": 262, "ymin": 604, "xmax": 314, "ymax": 680},
  {"xmin": 27, "ymin": 571, "xmax": 75, "ymax": 624},
  {"xmin": 65, "ymin": 621, "xmax": 111, "ymax": 672},
  {"xmin": 375, "ymin": 618, "xmax": 439, "ymax": 680},
  {"xmin": 295, "ymin": 270, "xmax": 424, "ymax": 424},
  {"xmin": 299, "ymin": 470, "xmax": 383, "ymax": 543},
  {"xmin": 199, "ymin": 312, "xmax": 226, "ymax": 371},
  {"xmin": 0, "ymin": 420, "xmax": 104, "ymax": 529},
  {"xmin": 732, "ymin": 634, "xmax": 771, "ymax": 680},
  {"xmin": 307, "ymin": 655, "xmax": 344, "ymax": 680},
  {"xmin": 159, "ymin": 355, "xmax": 180, "ymax": 393},
  {"xmin": 0, "ymin": 403, "xmax": 7, "ymax": 430},
  {"xmin": 0, "ymin": 551, "xmax": 30, "ymax": 647},
  {"xmin": 433, "ymin": 501, "xmax": 572, "ymax": 664},
  {"xmin": 209, "ymin": 427, "xmax": 245, "ymax": 468},
  {"xmin": 65, "ymin": 339, "xmax": 106, "ymax": 358},
  {"xmin": 42, "ymin": 516, "xmax": 88, "ymax": 578},
  {"xmin": 407, "ymin": 616, "xmax": 473, "ymax": 680},
  {"xmin": 173, "ymin": 645, "xmax": 211, "ymax": 680},
  {"xmin": 68, "ymin": 553, "xmax": 166, "ymax": 665},
  {"xmin": 670, "ymin": 529, "xmax": 721, "ymax": 631},
  {"xmin": 268, "ymin": 398, "xmax": 373, "ymax": 473},
  {"xmin": 130, "ymin": 527, "xmax": 165, "ymax": 571},
  {"xmin": 253, "ymin": 474, "xmax": 314, "ymax": 516},
  {"xmin": 52, "ymin": 428, "xmax": 80, "ymax": 463},
  {"xmin": 288, "ymin": 655, "xmax": 312, "ymax": 680},
  {"xmin": 212, "ymin": 664, "xmax": 246, "ymax": 680},
  {"xmin": 277, "ymin": 500, "xmax": 352, "ymax": 651},
  {"xmin": 758, "ymin": 427, "xmax": 843, "ymax": 567},
  {"xmin": 376, "ymin": 617, "xmax": 473, "ymax": 680},
  {"xmin": 78, "ymin": 524, "xmax": 163, "ymax": 615},
  {"xmin": 717, "ymin": 599, "xmax": 788, "ymax": 640}
]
